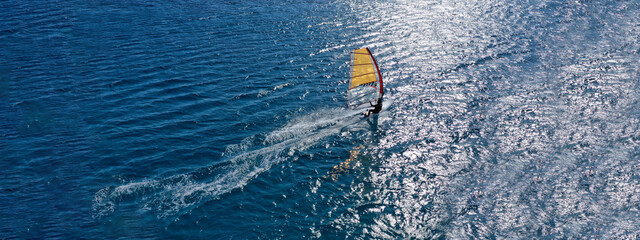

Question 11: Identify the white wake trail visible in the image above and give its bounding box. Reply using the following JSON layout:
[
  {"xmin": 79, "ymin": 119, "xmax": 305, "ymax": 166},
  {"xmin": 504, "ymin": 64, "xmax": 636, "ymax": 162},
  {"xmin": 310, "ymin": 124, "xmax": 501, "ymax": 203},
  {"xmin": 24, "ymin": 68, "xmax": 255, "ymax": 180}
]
[{"xmin": 92, "ymin": 108, "xmax": 365, "ymax": 218}]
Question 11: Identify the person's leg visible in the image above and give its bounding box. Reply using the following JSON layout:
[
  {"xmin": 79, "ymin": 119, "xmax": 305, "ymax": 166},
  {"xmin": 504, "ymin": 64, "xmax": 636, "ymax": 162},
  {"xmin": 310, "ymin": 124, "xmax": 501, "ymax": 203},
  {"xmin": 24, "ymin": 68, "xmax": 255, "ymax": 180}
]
[{"xmin": 363, "ymin": 109, "xmax": 371, "ymax": 117}]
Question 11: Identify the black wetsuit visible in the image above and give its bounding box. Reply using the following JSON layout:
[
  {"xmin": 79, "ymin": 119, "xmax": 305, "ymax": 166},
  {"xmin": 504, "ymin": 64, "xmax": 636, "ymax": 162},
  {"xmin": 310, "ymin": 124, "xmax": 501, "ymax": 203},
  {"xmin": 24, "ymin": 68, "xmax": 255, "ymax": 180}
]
[{"xmin": 364, "ymin": 98, "xmax": 383, "ymax": 117}]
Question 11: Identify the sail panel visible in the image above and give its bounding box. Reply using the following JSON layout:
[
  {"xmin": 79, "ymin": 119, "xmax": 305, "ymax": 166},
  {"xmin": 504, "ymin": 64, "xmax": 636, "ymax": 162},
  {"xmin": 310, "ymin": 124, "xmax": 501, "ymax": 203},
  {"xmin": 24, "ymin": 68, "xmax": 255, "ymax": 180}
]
[{"xmin": 349, "ymin": 49, "xmax": 377, "ymax": 89}]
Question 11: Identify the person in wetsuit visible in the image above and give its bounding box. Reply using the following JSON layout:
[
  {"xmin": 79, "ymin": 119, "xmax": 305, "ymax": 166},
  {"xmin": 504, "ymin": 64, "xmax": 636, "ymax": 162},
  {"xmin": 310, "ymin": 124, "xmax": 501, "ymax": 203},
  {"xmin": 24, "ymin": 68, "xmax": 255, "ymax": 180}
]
[{"xmin": 363, "ymin": 97, "xmax": 383, "ymax": 117}]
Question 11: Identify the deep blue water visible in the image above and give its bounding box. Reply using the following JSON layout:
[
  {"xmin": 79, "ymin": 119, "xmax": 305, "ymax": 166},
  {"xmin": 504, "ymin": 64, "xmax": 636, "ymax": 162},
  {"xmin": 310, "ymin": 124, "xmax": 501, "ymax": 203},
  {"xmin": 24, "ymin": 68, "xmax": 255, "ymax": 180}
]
[{"xmin": 2, "ymin": 0, "xmax": 640, "ymax": 238}]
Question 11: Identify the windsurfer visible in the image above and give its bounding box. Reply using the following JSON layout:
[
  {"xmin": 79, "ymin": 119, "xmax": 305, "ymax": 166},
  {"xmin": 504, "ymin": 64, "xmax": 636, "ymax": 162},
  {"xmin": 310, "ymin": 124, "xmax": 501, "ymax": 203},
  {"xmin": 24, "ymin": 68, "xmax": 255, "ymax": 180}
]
[
  {"xmin": 364, "ymin": 97, "xmax": 383, "ymax": 117},
  {"xmin": 347, "ymin": 48, "xmax": 383, "ymax": 116}
]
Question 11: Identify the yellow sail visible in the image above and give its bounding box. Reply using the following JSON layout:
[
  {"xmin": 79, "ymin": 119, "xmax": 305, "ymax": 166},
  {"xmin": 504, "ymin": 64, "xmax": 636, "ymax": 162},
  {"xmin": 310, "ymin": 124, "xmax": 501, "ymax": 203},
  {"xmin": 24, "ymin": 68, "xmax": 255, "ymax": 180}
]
[
  {"xmin": 347, "ymin": 48, "xmax": 383, "ymax": 110},
  {"xmin": 349, "ymin": 48, "xmax": 378, "ymax": 89}
]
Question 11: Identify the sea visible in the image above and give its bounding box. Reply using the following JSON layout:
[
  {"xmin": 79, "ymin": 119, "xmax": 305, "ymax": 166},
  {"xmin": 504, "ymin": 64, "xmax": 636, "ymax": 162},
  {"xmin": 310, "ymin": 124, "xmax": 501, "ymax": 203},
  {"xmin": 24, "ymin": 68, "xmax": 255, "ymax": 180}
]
[{"xmin": 1, "ymin": 0, "xmax": 639, "ymax": 239}]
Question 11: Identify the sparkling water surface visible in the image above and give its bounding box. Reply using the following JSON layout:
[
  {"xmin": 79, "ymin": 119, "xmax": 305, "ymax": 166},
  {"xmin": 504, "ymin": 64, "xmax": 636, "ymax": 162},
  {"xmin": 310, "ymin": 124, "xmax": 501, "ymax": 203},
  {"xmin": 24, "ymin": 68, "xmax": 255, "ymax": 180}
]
[{"xmin": 1, "ymin": 0, "xmax": 640, "ymax": 238}]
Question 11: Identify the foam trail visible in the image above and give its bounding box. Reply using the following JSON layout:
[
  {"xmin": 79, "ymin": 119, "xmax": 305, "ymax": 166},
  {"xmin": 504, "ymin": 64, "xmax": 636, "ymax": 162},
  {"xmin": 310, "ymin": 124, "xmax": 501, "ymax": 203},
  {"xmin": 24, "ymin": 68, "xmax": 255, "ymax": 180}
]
[{"xmin": 92, "ymin": 108, "xmax": 365, "ymax": 218}]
